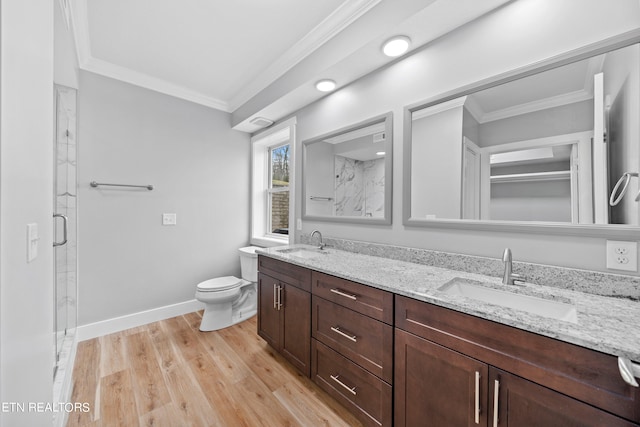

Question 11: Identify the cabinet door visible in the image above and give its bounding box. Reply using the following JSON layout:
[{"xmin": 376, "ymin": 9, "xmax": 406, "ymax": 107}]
[
  {"xmin": 489, "ymin": 368, "xmax": 638, "ymax": 427},
  {"xmin": 395, "ymin": 329, "xmax": 489, "ymax": 427},
  {"xmin": 281, "ymin": 283, "xmax": 311, "ymax": 376},
  {"xmin": 257, "ymin": 273, "xmax": 280, "ymax": 349}
]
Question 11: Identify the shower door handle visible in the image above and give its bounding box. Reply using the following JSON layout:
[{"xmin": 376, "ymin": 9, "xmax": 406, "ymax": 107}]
[{"xmin": 53, "ymin": 214, "xmax": 68, "ymax": 247}]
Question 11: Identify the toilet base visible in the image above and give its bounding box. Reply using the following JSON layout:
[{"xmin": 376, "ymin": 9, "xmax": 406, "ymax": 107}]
[{"xmin": 198, "ymin": 284, "xmax": 256, "ymax": 331}]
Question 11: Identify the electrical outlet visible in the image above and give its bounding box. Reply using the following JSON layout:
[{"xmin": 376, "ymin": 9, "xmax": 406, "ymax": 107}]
[{"xmin": 606, "ymin": 240, "xmax": 637, "ymax": 272}]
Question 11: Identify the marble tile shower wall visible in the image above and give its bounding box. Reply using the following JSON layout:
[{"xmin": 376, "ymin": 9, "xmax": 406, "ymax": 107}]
[
  {"xmin": 55, "ymin": 89, "xmax": 78, "ymax": 340},
  {"xmin": 300, "ymin": 235, "xmax": 640, "ymax": 301},
  {"xmin": 334, "ymin": 156, "xmax": 385, "ymax": 218}
]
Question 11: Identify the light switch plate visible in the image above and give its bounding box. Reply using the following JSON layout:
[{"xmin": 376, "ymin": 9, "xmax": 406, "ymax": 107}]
[
  {"xmin": 162, "ymin": 213, "xmax": 177, "ymax": 226},
  {"xmin": 27, "ymin": 223, "xmax": 38, "ymax": 262},
  {"xmin": 606, "ymin": 240, "xmax": 638, "ymax": 272}
]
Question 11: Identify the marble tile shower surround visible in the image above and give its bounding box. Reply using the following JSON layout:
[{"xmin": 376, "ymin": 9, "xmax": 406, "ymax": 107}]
[
  {"xmin": 334, "ymin": 156, "xmax": 384, "ymax": 217},
  {"xmin": 300, "ymin": 235, "xmax": 640, "ymax": 300}
]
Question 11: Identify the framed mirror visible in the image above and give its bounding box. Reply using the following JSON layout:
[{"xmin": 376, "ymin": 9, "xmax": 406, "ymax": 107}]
[
  {"xmin": 403, "ymin": 34, "xmax": 640, "ymax": 237},
  {"xmin": 303, "ymin": 112, "xmax": 393, "ymax": 224}
]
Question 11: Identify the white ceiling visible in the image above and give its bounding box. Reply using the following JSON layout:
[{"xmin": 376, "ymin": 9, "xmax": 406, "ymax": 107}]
[
  {"xmin": 69, "ymin": 0, "xmax": 512, "ymax": 132},
  {"xmin": 466, "ymin": 54, "xmax": 604, "ymax": 123}
]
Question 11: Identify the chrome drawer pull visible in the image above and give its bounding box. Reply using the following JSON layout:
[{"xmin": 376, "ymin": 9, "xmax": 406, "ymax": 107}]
[
  {"xmin": 330, "ymin": 374, "xmax": 357, "ymax": 395},
  {"xmin": 330, "ymin": 288, "xmax": 357, "ymax": 300},
  {"xmin": 330, "ymin": 326, "xmax": 357, "ymax": 343}
]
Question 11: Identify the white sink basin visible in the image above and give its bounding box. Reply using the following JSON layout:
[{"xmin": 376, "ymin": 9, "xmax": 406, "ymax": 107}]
[
  {"xmin": 438, "ymin": 278, "xmax": 578, "ymax": 324},
  {"xmin": 276, "ymin": 247, "xmax": 328, "ymax": 259}
]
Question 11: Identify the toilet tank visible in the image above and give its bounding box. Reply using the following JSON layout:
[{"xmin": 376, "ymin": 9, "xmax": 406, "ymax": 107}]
[{"xmin": 238, "ymin": 246, "xmax": 260, "ymax": 282}]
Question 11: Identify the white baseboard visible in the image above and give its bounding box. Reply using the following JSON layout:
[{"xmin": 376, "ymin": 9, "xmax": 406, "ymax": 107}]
[{"xmin": 77, "ymin": 299, "xmax": 204, "ymax": 341}]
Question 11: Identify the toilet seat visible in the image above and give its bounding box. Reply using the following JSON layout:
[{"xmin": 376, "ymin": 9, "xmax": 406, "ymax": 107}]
[{"xmin": 196, "ymin": 276, "xmax": 242, "ymax": 292}]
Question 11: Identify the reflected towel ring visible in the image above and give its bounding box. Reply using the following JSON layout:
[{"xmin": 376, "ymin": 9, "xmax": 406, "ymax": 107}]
[{"xmin": 610, "ymin": 172, "xmax": 639, "ymax": 206}]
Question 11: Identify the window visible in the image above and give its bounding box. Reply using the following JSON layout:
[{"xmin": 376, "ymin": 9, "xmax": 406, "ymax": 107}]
[
  {"xmin": 251, "ymin": 118, "xmax": 295, "ymax": 246},
  {"xmin": 268, "ymin": 144, "xmax": 290, "ymax": 235}
]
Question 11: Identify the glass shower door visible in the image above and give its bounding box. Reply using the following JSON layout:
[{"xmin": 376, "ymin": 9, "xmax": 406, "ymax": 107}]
[{"xmin": 53, "ymin": 85, "xmax": 77, "ymax": 377}]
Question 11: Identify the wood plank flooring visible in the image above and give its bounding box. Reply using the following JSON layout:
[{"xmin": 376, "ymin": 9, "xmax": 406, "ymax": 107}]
[{"xmin": 67, "ymin": 312, "xmax": 362, "ymax": 427}]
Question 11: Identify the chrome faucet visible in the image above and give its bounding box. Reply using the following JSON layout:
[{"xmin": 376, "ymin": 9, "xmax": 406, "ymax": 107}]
[
  {"xmin": 310, "ymin": 230, "xmax": 325, "ymax": 250},
  {"xmin": 502, "ymin": 248, "xmax": 522, "ymax": 285}
]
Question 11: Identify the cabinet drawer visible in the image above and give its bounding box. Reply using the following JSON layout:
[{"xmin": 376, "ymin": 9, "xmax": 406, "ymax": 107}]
[
  {"xmin": 312, "ymin": 296, "xmax": 393, "ymax": 383},
  {"xmin": 312, "ymin": 340, "xmax": 392, "ymax": 427},
  {"xmin": 311, "ymin": 271, "xmax": 393, "ymax": 324},
  {"xmin": 258, "ymin": 255, "xmax": 311, "ymax": 291},
  {"xmin": 396, "ymin": 295, "xmax": 640, "ymax": 424}
]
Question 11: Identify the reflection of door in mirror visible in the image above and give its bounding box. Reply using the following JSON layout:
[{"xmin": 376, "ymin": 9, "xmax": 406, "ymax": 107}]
[
  {"xmin": 484, "ymin": 135, "xmax": 592, "ymax": 223},
  {"xmin": 462, "ymin": 137, "xmax": 481, "ymax": 219},
  {"xmin": 409, "ymin": 42, "xmax": 640, "ymax": 226}
]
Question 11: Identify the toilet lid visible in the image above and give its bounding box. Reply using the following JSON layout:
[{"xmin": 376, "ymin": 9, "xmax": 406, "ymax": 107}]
[{"xmin": 197, "ymin": 276, "xmax": 242, "ymax": 291}]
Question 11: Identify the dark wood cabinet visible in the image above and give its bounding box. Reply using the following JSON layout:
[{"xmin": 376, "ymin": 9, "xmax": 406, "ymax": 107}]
[
  {"xmin": 310, "ymin": 271, "xmax": 394, "ymax": 427},
  {"xmin": 258, "ymin": 255, "xmax": 640, "ymax": 427},
  {"xmin": 280, "ymin": 283, "xmax": 311, "ymax": 374},
  {"xmin": 257, "ymin": 273, "xmax": 280, "ymax": 348},
  {"xmin": 395, "ymin": 329, "xmax": 639, "ymax": 427},
  {"xmin": 395, "ymin": 328, "xmax": 489, "ymax": 427},
  {"xmin": 312, "ymin": 295, "xmax": 393, "ymax": 383},
  {"xmin": 312, "ymin": 340, "xmax": 392, "ymax": 427},
  {"xmin": 395, "ymin": 295, "xmax": 640, "ymax": 427},
  {"xmin": 257, "ymin": 256, "xmax": 311, "ymax": 377},
  {"xmin": 490, "ymin": 368, "xmax": 638, "ymax": 427}
]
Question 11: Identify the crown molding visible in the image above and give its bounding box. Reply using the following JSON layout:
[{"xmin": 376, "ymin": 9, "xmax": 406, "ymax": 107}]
[
  {"xmin": 83, "ymin": 57, "xmax": 231, "ymax": 111},
  {"xmin": 413, "ymin": 96, "xmax": 468, "ymax": 120},
  {"xmin": 68, "ymin": 0, "xmax": 380, "ymax": 113},
  {"xmin": 479, "ymin": 89, "xmax": 592, "ymax": 123},
  {"xmin": 227, "ymin": 0, "xmax": 382, "ymax": 111}
]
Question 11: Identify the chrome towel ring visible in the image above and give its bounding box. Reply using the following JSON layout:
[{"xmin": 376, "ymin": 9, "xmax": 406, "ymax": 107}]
[{"xmin": 609, "ymin": 172, "xmax": 639, "ymax": 206}]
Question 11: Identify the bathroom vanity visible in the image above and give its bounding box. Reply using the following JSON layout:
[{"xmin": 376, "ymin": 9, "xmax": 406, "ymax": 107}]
[{"xmin": 256, "ymin": 246, "xmax": 640, "ymax": 427}]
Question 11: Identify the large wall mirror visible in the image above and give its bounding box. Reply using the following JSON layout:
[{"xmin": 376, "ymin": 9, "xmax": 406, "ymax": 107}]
[
  {"xmin": 404, "ymin": 35, "xmax": 640, "ymax": 237},
  {"xmin": 303, "ymin": 112, "xmax": 392, "ymax": 224}
]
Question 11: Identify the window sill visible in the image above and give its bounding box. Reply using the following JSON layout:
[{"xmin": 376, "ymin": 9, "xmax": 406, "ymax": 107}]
[{"xmin": 251, "ymin": 235, "xmax": 289, "ymax": 248}]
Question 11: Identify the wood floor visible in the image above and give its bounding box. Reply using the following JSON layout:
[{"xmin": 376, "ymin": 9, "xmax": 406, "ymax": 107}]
[{"xmin": 66, "ymin": 312, "xmax": 362, "ymax": 427}]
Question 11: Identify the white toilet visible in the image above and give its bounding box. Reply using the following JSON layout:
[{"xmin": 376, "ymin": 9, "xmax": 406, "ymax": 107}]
[{"xmin": 195, "ymin": 246, "xmax": 260, "ymax": 331}]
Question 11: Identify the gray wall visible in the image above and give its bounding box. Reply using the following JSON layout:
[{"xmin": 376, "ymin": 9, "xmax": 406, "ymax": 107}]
[
  {"xmin": 293, "ymin": 0, "xmax": 640, "ymax": 274},
  {"xmin": 78, "ymin": 72, "xmax": 250, "ymax": 325},
  {"xmin": 1, "ymin": 1, "xmax": 55, "ymax": 425}
]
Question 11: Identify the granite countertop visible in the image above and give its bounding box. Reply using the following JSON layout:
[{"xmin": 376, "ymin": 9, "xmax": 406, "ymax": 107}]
[{"xmin": 257, "ymin": 244, "xmax": 640, "ymax": 363}]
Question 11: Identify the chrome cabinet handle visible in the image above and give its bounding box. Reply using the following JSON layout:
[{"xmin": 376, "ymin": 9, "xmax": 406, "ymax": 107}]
[
  {"xmin": 330, "ymin": 374, "xmax": 357, "ymax": 395},
  {"xmin": 53, "ymin": 213, "xmax": 68, "ymax": 247},
  {"xmin": 475, "ymin": 371, "xmax": 481, "ymax": 424},
  {"xmin": 493, "ymin": 379, "xmax": 500, "ymax": 427},
  {"xmin": 330, "ymin": 326, "xmax": 357, "ymax": 343},
  {"xmin": 276, "ymin": 285, "xmax": 283, "ymax": 311},
  {"xmin": 330, "ymin": 288, "xmax": 357, "ymax": 301},
  {"xmin": 273, "ymin": 283, "xmax": 278, "ymax": 309}
]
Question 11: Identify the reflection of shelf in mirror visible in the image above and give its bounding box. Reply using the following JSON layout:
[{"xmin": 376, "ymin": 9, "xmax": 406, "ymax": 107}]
[
  {"xmin": 490, "ymin": 170, "xmax": 570, "ymax": 184},
  {"xmin": 309, "ymin": 196, "xmax": 334, "ymax": 201}
]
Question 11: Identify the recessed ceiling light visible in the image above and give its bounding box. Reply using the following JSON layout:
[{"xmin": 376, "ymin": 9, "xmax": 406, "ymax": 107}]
[
  {"xmin": 315, "ymin": 79, "xmax": 336, "ymax": 92},
  {"xmin": 382, "ymin": 36, "xmax": 411, "ymax": 57},
  {"xmin": 376, "ymin": 151, "xmax": 386, "ymax": 156}
]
